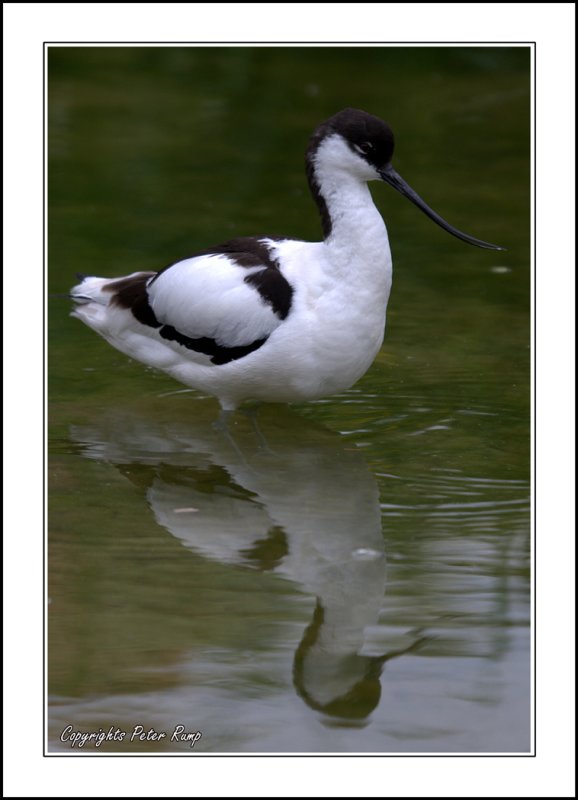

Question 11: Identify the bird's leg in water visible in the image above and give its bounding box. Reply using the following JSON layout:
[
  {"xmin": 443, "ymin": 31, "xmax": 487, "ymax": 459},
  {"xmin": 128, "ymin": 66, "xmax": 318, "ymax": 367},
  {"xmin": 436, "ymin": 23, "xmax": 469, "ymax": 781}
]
[
  {"xmin": 239, "ymin": 404, "xmax": 277, "ymax": 454},
  {"xmin": 212, "ymin": 408, "xmax": 262, "ymax": 472}
]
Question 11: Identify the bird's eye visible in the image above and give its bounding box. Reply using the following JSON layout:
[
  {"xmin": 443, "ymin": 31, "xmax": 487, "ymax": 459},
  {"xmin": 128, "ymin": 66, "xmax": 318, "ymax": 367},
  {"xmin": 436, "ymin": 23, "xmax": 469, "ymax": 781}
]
[{"xmin": 355, "ymin": 142, "xmax": 374, "ymax": 155}]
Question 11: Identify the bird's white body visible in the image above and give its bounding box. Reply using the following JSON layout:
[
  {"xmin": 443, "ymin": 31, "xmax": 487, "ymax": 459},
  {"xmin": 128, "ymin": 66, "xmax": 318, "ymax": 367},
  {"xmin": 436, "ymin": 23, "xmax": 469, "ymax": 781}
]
[
  {"xmin": 71, "ymin": 108, "xmax": 501, "ymax": 409},
  {"xmin": 72, "ymin": 129, "xmax": 392, "ymax": 410}
]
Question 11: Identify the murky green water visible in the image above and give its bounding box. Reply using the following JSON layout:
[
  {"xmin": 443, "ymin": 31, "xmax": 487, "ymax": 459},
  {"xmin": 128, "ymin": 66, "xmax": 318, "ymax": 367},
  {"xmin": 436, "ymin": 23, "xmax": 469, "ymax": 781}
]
[{"xmin": 48, "ymin": 46, "xmax": 531, "ymax": 753}]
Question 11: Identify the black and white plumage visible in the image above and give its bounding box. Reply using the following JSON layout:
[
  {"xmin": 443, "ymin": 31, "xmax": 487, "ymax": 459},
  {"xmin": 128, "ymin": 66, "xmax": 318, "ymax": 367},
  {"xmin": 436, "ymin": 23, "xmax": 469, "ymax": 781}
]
[{"xmin": 71, "ymin": 108, "xmax": 503, "ymax": 410}]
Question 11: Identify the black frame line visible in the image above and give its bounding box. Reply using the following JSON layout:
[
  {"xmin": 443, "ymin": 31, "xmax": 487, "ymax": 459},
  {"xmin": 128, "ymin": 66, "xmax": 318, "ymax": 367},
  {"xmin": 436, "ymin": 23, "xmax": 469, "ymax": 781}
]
[{"xmin": 43, "ymin": 39, "xmax": 536, "ymax": 759}]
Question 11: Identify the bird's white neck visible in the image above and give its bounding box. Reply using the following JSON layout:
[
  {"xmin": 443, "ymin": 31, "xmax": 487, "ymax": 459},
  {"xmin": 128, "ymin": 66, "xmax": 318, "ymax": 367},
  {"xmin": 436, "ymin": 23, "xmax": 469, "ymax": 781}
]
[
  {"xmin": 307, "ymin": 135, "xmax": 392, "ymax": 286},
  {"xmin": 322, "ymin": 171, "xmax": 387, "ymax": 246}
]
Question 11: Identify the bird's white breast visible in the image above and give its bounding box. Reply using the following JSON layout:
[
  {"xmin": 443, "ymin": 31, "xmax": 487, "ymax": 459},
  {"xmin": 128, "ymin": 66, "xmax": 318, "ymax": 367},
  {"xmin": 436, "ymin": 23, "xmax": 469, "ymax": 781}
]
[{"xmin": 252, "ymin": 234, "xmax": 392, "ymax": 400}]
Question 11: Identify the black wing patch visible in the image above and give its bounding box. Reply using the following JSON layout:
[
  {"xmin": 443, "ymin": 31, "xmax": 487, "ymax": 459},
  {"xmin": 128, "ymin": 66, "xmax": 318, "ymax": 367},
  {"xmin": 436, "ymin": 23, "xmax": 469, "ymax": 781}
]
[
  {"xmin": 104, "ymin": 272, "xmax": 160, "ymax": 328},
  {"xmin": 158, "ymin": 324, "xmax": 267, "ymax": 366},
  {"xmin": 104, "ymin": 271, "xmax": 269, "ymax": 366}
]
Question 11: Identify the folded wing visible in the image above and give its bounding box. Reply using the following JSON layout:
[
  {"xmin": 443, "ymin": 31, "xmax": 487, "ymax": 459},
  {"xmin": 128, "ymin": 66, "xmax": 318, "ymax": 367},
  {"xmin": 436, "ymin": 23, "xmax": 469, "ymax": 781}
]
[{"xmin": 109, "ymin": 237, "xmax": 295, "ymax": 366}]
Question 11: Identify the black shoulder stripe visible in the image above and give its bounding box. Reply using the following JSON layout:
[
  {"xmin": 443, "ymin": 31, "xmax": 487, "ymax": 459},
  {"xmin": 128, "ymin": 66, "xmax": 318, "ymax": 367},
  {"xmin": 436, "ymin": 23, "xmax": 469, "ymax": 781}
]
[
  {"xmin": 245, "ymin": 269, "xmax": 294, "ymax": 320},
  {"xmin": 151, "ymin": 236, "xmax": 288, "ymax": 280},
  {"xmin": 159, "ymin": 324, "xmax": 268, "ymax": 365},
  {"xmin": 199, "ymin": 237, "xmax": 283, "ymax": 269}
]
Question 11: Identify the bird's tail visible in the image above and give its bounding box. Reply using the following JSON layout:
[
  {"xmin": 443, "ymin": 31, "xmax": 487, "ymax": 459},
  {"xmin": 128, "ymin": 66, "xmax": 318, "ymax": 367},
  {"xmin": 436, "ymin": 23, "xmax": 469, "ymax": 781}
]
[
  {"xmin": 70, "ymin": 271, "xmax": 157, "ymax": 334},
  {"xmin": 70, "ymin": 274, "xmax": 115, "ymax": 306}
]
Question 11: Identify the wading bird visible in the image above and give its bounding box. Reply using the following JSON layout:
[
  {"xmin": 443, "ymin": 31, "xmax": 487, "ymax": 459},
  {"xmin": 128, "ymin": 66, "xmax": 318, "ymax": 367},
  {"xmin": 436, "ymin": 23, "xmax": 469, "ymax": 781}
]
[{"xmin": 71, "ymin": 108, "xmax": 503, "ymax": 410}]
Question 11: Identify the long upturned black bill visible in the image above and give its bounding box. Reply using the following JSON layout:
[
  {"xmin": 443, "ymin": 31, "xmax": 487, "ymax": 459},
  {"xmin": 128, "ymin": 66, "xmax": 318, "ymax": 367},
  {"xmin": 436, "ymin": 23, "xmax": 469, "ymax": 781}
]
[{"xmin": 379, "ymin": 164, "xmax": 505, "ymax": 251}]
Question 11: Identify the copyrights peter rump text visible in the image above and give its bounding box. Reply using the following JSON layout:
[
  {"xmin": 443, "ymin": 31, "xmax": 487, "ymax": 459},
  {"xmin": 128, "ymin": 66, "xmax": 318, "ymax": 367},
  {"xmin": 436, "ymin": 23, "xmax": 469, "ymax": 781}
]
[{"xmin": 60, "ymin": 724, "xmax": 202, "ymax": 749}]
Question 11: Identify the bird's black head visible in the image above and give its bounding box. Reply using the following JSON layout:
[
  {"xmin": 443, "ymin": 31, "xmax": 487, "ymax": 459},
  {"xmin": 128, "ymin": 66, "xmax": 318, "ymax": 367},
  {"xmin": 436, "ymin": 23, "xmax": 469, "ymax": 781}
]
[
  {"xmin": 321, "ymin": 107, "xmax": 395, "ymax": 172},
  {"xmin": 306, "ymin": 107, "xmax": 505, "ymax": 251}
]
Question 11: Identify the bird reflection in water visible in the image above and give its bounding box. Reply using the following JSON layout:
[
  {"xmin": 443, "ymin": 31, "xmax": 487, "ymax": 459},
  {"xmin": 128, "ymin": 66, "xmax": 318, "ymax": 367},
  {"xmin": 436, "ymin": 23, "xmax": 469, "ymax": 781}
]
[
  {"xmin": 294, "ymin": 601, "xmax": 426, "ymax": 725},
  {"xmin": 71, "ymin": 398, "xmax": 428, "ymax": 725}
]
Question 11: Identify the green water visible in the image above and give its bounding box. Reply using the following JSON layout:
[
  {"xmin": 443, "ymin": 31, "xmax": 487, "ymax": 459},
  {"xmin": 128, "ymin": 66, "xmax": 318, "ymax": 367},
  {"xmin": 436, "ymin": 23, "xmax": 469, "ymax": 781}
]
[{"xmin": 48, "ymin": 46, "xmax": 531, "ymax": 753}]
